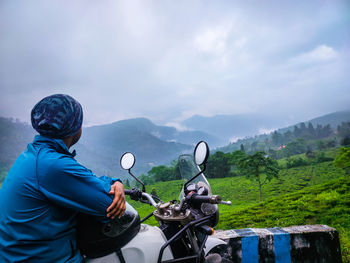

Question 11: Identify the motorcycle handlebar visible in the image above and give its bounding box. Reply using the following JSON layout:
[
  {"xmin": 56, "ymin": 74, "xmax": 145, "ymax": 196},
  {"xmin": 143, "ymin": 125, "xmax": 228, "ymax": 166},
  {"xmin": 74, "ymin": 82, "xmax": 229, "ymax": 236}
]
[
  {"xmin": 189, "ymin": 194, "xmax": 221, "ymax": 204},
  {"xmin": 124, "ymin": 189, "xmax": 159, "ymax": 208},
  {"xmin": 189, "ymin": 195, "xmax": 231, "ymax": 206},
  {"xmin": 124, "ymin": 189, "xmax": 132, "ymax": 195}
]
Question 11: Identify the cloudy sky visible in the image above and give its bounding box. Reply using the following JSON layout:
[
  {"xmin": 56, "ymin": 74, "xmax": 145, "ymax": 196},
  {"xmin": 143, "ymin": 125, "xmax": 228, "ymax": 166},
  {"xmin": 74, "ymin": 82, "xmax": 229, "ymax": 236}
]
[{"xmin": 1, "ymin": 0, "xmax": 349, "ymax": 127}]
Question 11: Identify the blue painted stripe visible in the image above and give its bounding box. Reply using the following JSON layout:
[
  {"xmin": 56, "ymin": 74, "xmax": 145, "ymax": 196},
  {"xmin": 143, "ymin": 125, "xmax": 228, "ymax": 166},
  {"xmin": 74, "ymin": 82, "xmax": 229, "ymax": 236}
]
[
  {"xmin": 274, "ymin": 233, "xmax": 291, "ymax": 263},
  {"xmin": 241, "ymin": 235, "xmax": 259, "ymax": 263}
]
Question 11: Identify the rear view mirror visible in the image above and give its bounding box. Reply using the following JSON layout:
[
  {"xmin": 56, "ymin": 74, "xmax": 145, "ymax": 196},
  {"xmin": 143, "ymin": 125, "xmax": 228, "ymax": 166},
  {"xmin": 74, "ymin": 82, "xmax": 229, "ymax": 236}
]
[
  {"xmin": 120, "ymin": 152, "xmax": 146, "ymax": 192},
  {"xmin": 184, "ymin": 141, "xmax": 210, "ymax": 194},
  {"xmin": 120, "ymin": 152, "xmax": 135, "ymax": 170},
  {"xmin": 194, "ymin": 141, "xmax": 209, "ymax": 166}
]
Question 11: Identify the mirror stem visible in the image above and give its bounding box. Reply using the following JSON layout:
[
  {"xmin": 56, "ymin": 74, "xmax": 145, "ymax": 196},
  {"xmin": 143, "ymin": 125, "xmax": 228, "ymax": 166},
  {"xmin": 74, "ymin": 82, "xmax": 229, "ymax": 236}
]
[{"xmin": 128, "ymin": 170, "xmax": 146, "ymax": 192}]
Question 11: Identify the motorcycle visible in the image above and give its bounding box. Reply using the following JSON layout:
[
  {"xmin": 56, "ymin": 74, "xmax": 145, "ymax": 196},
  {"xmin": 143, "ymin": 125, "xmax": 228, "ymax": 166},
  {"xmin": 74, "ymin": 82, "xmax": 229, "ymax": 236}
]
[{"xmin": 77, "ymin": 141, "xmax": 233, "ymax": 263}]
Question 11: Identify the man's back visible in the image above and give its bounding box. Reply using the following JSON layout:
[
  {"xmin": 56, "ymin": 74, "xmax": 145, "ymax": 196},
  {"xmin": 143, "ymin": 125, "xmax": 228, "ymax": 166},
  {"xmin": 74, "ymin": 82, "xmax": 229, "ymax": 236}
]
[
  {"xmin": 0, "ymin": 94, "xmax": 125, "ymax": 262},
  {"xmin": 0, "ymin": 135, "xmax": 119, "ymax": 262},
  {"xmin": 0, "ymin": 137, "xmax": 84, "ymax": 262}
]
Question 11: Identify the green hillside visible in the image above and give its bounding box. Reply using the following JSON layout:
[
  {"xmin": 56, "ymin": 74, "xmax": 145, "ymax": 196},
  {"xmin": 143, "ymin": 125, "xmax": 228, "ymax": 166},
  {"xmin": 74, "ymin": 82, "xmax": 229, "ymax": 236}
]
[
  {"xmin": 128, "ymin": 159, "xmax": 346, "ymax": 210},
  {"xmin": 126, "ymin": 160, "xmax": 349, "ymax": 261}
]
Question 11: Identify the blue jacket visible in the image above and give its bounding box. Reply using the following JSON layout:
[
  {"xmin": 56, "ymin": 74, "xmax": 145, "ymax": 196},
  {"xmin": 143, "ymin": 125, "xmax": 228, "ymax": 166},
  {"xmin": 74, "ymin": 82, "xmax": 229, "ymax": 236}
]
[{"xmin": 0, "ymin": 135, "xmax": 121, "ymax": 262}]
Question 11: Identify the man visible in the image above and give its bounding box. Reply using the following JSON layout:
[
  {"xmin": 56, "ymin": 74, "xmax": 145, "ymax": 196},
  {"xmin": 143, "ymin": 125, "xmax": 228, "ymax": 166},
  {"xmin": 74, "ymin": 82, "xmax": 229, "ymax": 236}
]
[{"xmin": 0, "ymin": 94, "xmax": 126, "ymax": 262}]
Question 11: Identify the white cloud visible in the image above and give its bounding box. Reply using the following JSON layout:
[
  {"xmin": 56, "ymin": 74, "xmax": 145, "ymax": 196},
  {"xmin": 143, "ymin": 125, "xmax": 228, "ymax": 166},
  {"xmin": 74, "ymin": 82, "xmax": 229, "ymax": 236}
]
[
  {"xmin": 258, "ymin": 128, "xmax": 275, "ymax": 135},
  {"xmin": 229, "ymin": 136, "xmax": 245, "ymax": 143},
  {"xmin": 194, "ymin": 24, "xmax": 231, "ymax": 54},
  {"xmin": 289, "ymin": 45, "xmax": 338, "ymax": 66},
  {"xmin": 1, "ymin": 0, "xmax": 349, "ymax": 127},
  {"xmin": 165, "ymin": 122, "xmax": 193, "ymax": 132}
]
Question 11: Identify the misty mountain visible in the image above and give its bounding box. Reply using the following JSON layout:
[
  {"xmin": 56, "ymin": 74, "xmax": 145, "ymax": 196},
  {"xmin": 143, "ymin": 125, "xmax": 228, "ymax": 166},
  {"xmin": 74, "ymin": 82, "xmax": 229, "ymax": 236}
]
[
  {"xmin": 277, "ymin": 110, "xmax": 350, "ymax": 133},
  {"xmin": 74, "ymin": 118, "xmax": 195, "ymax": 179},
  {"xmin": 85, "ymin": 118, "xmax": 221, "ymax": 147},
  {"xmin": 216, "ymin": 109, "xmax": 350, "ymax": 153},
  {"xmin": 0, "ymin": 117, "xmax": 215, "ymax": 180},
  {"xmin": 182, "ymin": 114, "xmax": 284, "ymax": 145},
  {"xmin": 1, "ymin": 110, "xmax": 349, "ymax": 180},
  {"xmin": 182, "ymin": 110, "xmax": 350, "ymax": 146}
]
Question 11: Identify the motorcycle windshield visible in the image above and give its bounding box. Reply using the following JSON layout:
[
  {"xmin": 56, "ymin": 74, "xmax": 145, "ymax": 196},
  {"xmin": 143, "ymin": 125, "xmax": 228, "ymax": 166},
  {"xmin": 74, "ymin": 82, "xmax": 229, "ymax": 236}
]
[{"xmin": 178, "ymin": 154, "xmax": 212, "ymax": 200}]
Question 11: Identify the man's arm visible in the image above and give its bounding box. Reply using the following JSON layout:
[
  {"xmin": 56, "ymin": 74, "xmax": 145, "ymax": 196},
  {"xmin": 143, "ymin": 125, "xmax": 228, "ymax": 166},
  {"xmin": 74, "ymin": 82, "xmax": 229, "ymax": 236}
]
[
  {"xmin": 37, "ymin": 156, "xmax": 126, "ymax": 222},
  {"xmin": 107, "ymin": 181, "xmax": 125, "ymax": 219},
  {"xmin": 98, "ymin": 175, "xmax": 126, "ymax": 219}
]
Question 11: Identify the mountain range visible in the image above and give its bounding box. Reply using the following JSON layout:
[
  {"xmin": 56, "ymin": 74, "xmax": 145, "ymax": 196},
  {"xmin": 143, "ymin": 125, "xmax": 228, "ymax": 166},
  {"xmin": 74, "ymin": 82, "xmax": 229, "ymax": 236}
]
[
  {"xmin": 182, "ymin": 113, "xmax": 282, "ymax": 143},
  {"xmin": 1, "ymin": 110, "xmax": 349, "ymax": 180}
]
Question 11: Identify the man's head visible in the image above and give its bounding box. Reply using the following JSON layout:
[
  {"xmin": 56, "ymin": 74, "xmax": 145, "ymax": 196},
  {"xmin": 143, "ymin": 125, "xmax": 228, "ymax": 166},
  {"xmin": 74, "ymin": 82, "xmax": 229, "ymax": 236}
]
[{"xmin": 31, "ymin": 94, "xmax": 83, "ymax": 147}]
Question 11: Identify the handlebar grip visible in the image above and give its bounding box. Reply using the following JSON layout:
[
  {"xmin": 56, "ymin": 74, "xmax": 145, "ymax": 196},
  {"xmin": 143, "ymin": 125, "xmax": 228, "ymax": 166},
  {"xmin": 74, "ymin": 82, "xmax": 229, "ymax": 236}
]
[
  {"xmin": 124, "ymin": 189, "xmax": 148, "ymax": 203},
  {"xmin": 124, "ymin": 189, "xmax": 132, "ymax": 195},
  {"xmin": 190, "ymin": 195, "xmax": 222, "ymax": 205}
]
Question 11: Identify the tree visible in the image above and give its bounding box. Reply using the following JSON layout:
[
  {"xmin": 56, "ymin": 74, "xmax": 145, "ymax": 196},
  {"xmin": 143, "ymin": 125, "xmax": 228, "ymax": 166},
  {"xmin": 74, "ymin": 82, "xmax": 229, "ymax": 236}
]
[
  {"xmin": 315, "ymin": 124, "xmax": 323, "ymax": 139},
  {"xmin": 326, "ymin": 139, "xmax": 337, "ymax": 148},
  {"xmin": 320, "ymin": 124, "xmax": 333, "ymax": 138},
  {"xmin": 272, "ymin": 131, "xmax": 283, "ymax": 146},
  {"xmin": 307, "ymin": 123, "xmax": 315, "ymax": 138},
  {"xmin": 238, "ymin": 151, "xmax": 279, "ymax": 202},
  {"xmin": 267, "ymin": 148, "xmax": 278, "ymax": 159},
  {"xmin": 337, "ymin": 122, "xmax": 350, "ymax": 140},
  {"xmin": 227, "ymin": 150, "xmax": 246, "ymax": 165},
  {"xmin": 139, "ymin": 173, "xmax": 155, "ymax": 185},
  {"xmin": 299, "ymin": 122, "xmax": 309, "ymax": 138},
  {"xmin": 227, "ymin": 150, "xmax": 246, "ymax": 176},
  {"xmin": 341, "ymin": 137, "xmax": 350, "ymax": 146},
  {"xmin": 206, "ymin": 151, "xmax": 231, "ymax": 178},
  {"xmin": 251, "ymin": 141, "xmax": 259, "ymax": 153},
  {"xmin": 148, "ymin": 165, "xmax": 174, "ymax": 182},
  {"xmin": 283, "ymin": 130, "xmax": 294, "ymax": 144},
  {"xmin": 316, "ymin": 140, "xmax": 326, "ymax": 150},
  {"xmin": 285, "ymin": 138, "xmax": 307, "ymax": 155},
  {"xmin": 293, "ymin": 125, "xmax": 301, "ymax": 138},
  {"xmin": 125, "ymin": 179, "xmax": 130, "ymax": 188},
  {"xmin": 240, "ymin": 144, "xmax": 245, "ymax": 153},
  {"xmin": 334, "ymin": 147, "xmax": 350, "ymax": 175}
]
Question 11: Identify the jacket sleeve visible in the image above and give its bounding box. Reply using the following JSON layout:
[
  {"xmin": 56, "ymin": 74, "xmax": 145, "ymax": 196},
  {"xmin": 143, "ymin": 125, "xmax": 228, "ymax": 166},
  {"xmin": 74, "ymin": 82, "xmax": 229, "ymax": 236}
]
[
  {"xmin": 37, "ymin": 156, "xmax": 120, "ymax": 222},
  {"xmin": 99, "ymin": 175, "xmax": 122, "ymax": 185}
]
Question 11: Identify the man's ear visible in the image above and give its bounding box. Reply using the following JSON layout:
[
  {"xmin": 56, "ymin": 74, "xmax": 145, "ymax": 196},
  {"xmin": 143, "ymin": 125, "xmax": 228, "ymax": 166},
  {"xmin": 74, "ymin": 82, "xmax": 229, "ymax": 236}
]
[{"xmin": 71, "ymin": 128, "xmax": 82, "ymax": 147}]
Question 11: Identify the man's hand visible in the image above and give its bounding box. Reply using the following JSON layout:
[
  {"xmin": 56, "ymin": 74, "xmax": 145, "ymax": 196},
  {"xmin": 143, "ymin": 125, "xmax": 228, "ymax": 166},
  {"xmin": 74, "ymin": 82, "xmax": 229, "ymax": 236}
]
[{"xmin": 107, "ymin": 181, "xmax": 126, "ymax": 219}]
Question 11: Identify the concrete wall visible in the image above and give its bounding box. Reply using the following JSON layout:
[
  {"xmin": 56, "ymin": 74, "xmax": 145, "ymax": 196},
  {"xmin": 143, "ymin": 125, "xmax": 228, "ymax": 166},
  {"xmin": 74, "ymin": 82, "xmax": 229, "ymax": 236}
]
[{"xmin": 214, "ymin": 225, "xmax": 342, "ymax": 263}]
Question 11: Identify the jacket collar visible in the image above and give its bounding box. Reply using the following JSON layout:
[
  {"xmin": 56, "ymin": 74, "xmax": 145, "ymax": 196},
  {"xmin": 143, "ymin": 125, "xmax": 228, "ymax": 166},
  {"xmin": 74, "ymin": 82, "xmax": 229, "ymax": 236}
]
[{"xmin": 32, "ymin": 135, "xmax": 77, "ymax": 157}]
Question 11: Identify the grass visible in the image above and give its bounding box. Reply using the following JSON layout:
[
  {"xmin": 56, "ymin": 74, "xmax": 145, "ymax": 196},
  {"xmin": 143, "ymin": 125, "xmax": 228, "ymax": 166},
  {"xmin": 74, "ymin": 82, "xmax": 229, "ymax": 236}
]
[
  {"xmin": 128, "ymin": 160, "xmax": 346, "ymax": 210},
  {"xmin": 277, "ymin": 146, "xmax": 339, "ymax": 168}
]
